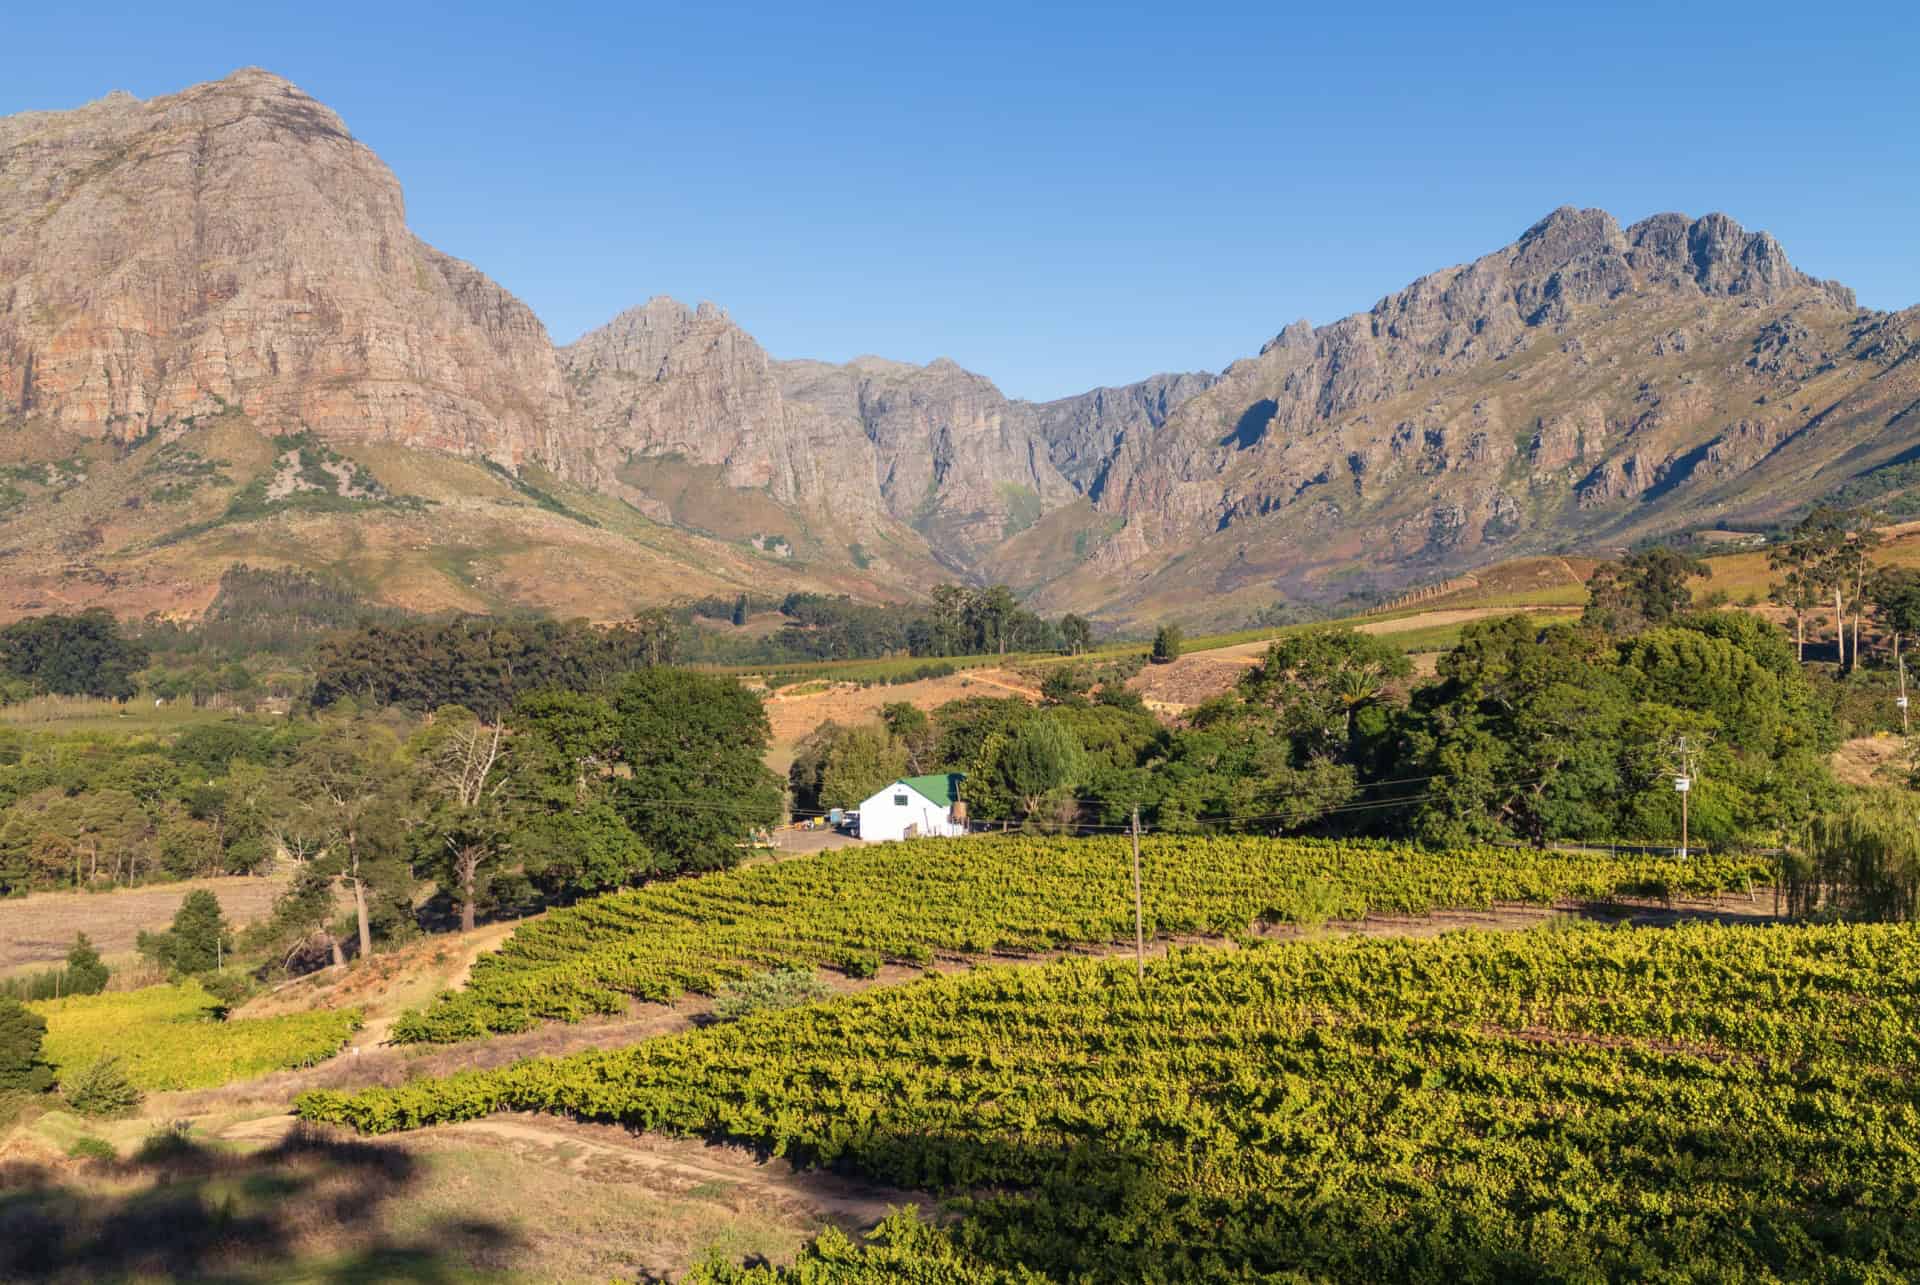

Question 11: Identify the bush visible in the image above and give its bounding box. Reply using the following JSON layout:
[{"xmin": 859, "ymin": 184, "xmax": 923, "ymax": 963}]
[
  {"xmin": 65, "ymin": 1134, "xmax": 116, "ymax": 1162},
  {"xmin": 135, "ymin": 1119, "xmax": 196, "ymax": 1163},
  {"xmin": 63, "ymin": 934, "xmax": 110, "ymax": 995},
  {"xmin": 711, "ymin": 966, "xmax": 832, "ymax": 1022},
  {"xmin": 0, "ymin": 935, "xmax": 112, "ymax": 1003},
  {"xmin": 197, "ymin": 968, "xmax": 257, "ymax": 1010},
  {"xmin": 63, "ymin": 1055, "xmax": 144, "ymax": 1117},
  {"xmin": 0, "ymin": 996, "xmax": 54, "ymax": 1094},
  {"xmin": 840, "ymin": 951, "xmax": 882, "ymax": 980}
]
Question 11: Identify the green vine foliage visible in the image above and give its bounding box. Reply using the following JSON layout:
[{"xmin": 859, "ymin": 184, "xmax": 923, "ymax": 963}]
[
  {"xmin": 389, "ymin": 834, "xmax": 1772, "ymax": 1043},
  {"xmin": 304, "ymin": 921, "xmax": 1920, "ymax": 1281}
]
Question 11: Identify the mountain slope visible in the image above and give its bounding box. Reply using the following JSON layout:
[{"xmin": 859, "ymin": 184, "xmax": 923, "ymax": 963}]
[
  {"xmin": 1026, "ymin": 208, "xmax": 1918, "ymax": 625},
  {"xmin": 4, "ymin": 69, "xmax": 1917, "ymax": 629}
]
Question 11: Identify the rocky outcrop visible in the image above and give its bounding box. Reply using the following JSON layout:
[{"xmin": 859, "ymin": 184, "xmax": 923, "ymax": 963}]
[
  {"xmin": 564, "ymin": 302, "xmax": 1215, "ymax": 566},
  {"xmin": 0, "ymin": 69, "xmax": 582, "ymax": 474}
]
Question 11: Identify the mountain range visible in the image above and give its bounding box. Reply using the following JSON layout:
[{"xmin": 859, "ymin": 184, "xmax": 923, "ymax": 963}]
[{"xmin": 3, "ymin": 68, "xmax": 1916, "ymax": 627}]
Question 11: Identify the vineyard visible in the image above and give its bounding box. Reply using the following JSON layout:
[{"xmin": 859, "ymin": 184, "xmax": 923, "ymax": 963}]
[
  {"xmin": 301, "ymin": 921, "xmax": 1920, "ymax": 1280},
  {"xmin": 33, "ymin": 982, "xmax": 362, "ymax": 1090},
  {"xmin": 392, "ymin": 835, "xmax": 1773, "ymax": 1042}
]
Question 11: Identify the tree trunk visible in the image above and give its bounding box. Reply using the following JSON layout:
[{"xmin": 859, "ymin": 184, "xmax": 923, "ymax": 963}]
[
  {"xmin": 1796, "ymin": 611, "xmax": 1805, "ymax": 662},
  {"xmin": 351, "ymin": 877, "xmax": 372, "ymax": 960},
  {"xmin": 458, "ymin": 849, "xmax": 478, "ymax": 934},
  {"xmin": 1836, "ymin": 586, "xmax": 1848, "ymax": 670},
  {"xmin": 324, "ymin": 928, "xmax": 345, "ymax": 969}
]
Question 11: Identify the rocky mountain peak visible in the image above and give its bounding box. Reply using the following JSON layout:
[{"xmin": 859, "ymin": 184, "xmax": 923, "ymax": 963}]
[{"xmin": 0, "ymin": 68, "xmax": 580, "ymax": 473}]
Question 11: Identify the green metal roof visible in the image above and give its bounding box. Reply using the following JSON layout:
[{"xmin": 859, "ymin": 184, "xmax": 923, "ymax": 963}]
[{"xmin": 898, "ymin": 772, "xmax": 964, "ymax": 807}]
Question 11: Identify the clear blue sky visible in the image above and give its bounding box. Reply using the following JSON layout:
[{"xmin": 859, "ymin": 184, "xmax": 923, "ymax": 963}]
[{"xmin": 5, "ymin": 1, "xmax": 1916, "ymax": 400}]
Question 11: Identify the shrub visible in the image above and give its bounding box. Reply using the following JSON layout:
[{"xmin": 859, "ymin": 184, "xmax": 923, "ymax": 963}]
[
  {"xmin": 65, "ymin": 1134, "xmax": 116, "ymax": 1163},
  {"xmin": 711, "ymin": 966, "xmax": 832, "ymax": 1022},
  {"xmin": 197, "ymin": 968, "xmax": 257, "ymax": 1010},
  {"xmin": 63, "ymin": 1055, "xmax": 144, "ymax": 1117},
  {"xmin": 0, "ymin": 996, "xmax": 54, "ymax": 1094},
  {"xmin": 63, "ymin": 934, "xmax": 110, "ymax": 995},
  {"xmin": 840, "ymin": 951, "xmax": 882, "ymax": 980},
  {"xmin": 135, "ymin": 1119, "xmax": 196, "ymax": 1163}
]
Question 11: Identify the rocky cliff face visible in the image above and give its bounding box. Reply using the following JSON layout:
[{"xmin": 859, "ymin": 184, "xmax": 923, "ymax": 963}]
[
  {"xmin": 0, "ymin": 69, "xmax": 583, "ymax": 474},
  {"xmin": 1029, "ymin": 206, "xmax": 1915, "ymax": 623},
  {"xmin": 563, "ymin": 301, "xmax": 1215, "ymax": 567}
]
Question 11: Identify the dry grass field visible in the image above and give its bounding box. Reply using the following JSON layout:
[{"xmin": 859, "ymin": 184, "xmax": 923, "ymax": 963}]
[{"xmin": 0, "ymin": 873, "xmax": 290, "ymax": 973}]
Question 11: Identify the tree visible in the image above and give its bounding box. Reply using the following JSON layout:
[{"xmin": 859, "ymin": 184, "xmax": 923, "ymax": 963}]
[
  {"xmin": 1788, "ymin": 791, "xmax": 1920, "ymax": 922},
  {"xmin": 1237, "ymin": 627, "xmax": 1412, "ymax": 763},
  {"xmin": 787, "ymin": 720, "xmax": 848, "ymax": 815},
  {"xmin": 63, "ymin": 934, "xmax": 109, "ymax": 995},
  {"xmin": 283, "ymin": 725, "xmax": 413, "ymax": 959},
  {"xmin": 409, "ymin": 708, "xmax": 511, "ymax": 933},
  {"xmin": 0, "ymin": 610, "xmax": 148, "ymax": 701},
  {"xmin": 965, "ymin": 586, "xmax": 1020, "ymax": 656},
  {"xmin": 139, "ymin": 889, "xmax": 231, "ymax": 976},
  {"xmin": 1768, "ymin": 536, "xmax": 1826, "ymax": 662},
  {"xmin": 819, "ymin": 725, "xmax": 909, "ymax": 811},
  {"xmin": 1407, "ymin": 617, "xmax": 1631, "ymax": 846},
  {"xmin": 730, "ymin": 594, "xmax": 749, "ymax": 627},
  {"xmin": 0, "ymin": 996, "xmax": 54, "ymax": 1094},
  {"xmin": 611, "ymin": 670, "xmax": 783, "ymax": 869},
  {"xmin": 513, "ymin": 802, "xmax": 658, "ymax": 898},
  {"xmin": 992, "ymin": 712, "xmax": 1088, "ymax": 826},
  {"xmin": 1059, "ymin": 614, "xmax": 1093, "ymax": 656},
  {"xmin": 1150, "ymin": 624, "xmax": 1184, "ymax": 665},
  {"xmin": 1869, "ymin": 566, "xmax": 1920, "ymax": 657},
  {"xmin": 1783, "ymin": 507, "xmax": 1878, "ymax": 669},
  {"xmin": 1581, "ymin": 547, "xmax": 1708, "ymax": 634},
  {"xmin": 880, "ymin": 703, "xmax": 936, "ymax": 774},
  {"xmin": 255, "ymin": 863, "xmax": 348, "ymax": 970}
]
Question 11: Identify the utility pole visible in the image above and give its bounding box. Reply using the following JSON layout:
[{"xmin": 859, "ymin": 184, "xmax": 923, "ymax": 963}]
[
  {"xmin": 1672, "ymin": 735, "xmax": 1696, "ymax": 860},
  {"xmin": 1898, "ymin": 634, "xmax": 1910, "ymax": 736},
  {"xmin": 1130, "ymin": 805, "xmax": 1145, "ymax": 981}
]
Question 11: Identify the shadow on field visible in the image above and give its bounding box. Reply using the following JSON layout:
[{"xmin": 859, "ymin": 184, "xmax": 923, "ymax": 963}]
[
  {"xmin": 0, "ymin": 1122, "xmax": 521, "ymax": 1282},
  {"xmin": 699, "ymin": 1118, "xmax": 1917, "ymax": 1281}
]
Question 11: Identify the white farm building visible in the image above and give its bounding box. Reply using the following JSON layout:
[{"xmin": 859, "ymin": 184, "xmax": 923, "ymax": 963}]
[{"xmin": 855, "ymin": 773, "xmax": 967, "ymax": 842}]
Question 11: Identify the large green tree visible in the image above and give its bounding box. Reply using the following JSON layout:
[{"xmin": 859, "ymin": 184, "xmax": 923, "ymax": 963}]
[
  {"xmin": 1237, "ymin": 627, "xmax": 1412, "ymax": 764},
  {"xmin": 611, "ymin": 670, "xmax": 783, "ymax": 869},
  {"xmin": 138, "ymin": 889, "xmax": 232, "ymax": 976}
]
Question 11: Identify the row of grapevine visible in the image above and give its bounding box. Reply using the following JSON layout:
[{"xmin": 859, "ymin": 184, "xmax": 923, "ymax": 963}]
[
  {"xmin": 303, "ymin": 921, "xmax": 1920, "ymax": 1280},
  {"xmin": 392, "ymin": 834, "xmax": 1772, "ymax": 1042}
]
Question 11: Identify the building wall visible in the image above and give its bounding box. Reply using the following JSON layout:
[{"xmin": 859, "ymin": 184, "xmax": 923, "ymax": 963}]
[{"xmin": 856, "ymin": 784, "xmax": 965, "ymax": 842}]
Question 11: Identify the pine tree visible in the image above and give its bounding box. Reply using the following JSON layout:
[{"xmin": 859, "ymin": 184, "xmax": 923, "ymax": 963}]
[
  {"xmin": 63, "ymin": 933, "xmax": 109, "ymax": 995},
  {"xmin": 144, "ymin": 889, "xmax": 230, "ymax": 975}
]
